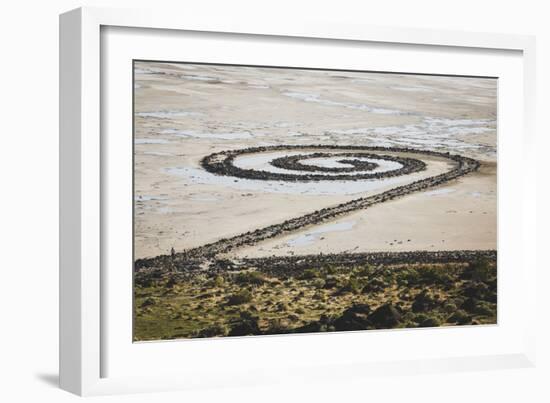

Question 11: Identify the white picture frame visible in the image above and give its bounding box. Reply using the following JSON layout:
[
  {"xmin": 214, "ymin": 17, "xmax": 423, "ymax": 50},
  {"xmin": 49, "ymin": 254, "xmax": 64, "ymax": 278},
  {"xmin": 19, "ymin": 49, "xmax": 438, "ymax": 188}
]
[{"xmin": 59, "ymin": 6, "xmax": 537, "ymax": 396}]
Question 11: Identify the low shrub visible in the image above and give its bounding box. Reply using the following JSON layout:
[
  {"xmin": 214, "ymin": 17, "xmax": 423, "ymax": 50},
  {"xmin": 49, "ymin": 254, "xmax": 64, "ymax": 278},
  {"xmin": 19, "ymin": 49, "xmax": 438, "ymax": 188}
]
[
  {"xmin": 419, "ymin": 267, "xmax": 454, "ymax": 287},
  {"xmin": 362, "ymin": 277, "xmax": 387, "ymax": 293},
  {"xmin": 367, "ymin": 303, "xmax": 402, "ymax": 329},
  {"xmin": 462, "ymin": 259, "xmax": 492, "ymax": 282},
  {"xmin": 411, "ymin": 290, "xmax": 437, "ymax": 313},
  {"xmin": 463, "ymin": 281, "xmax": 489, "ymax": 299},
  {"xmin": 323, "ymin": 276, "xmax": 341, "ymax": 289},
  {"xmin": 213, "ymin": 275, "xmax": 224, "ymax": 287},
  {"xmin": 473, "ymin": 301, "xmax": 495, "ymax": 316},
  {"xmin": 311, "ymin": 278, "xmax": 326, "ymax": 288},
  {"xmin": 324, "ymin": 266, "xmax": 337, "ymax": 275},
  {"xmin": 461, "ymin": 297, "xmax": 478, "ymax": 312},
  {"xmin": 418, "ymin": 316, "xmax": 441, "ymax": 328},
  {"xmin": 141, "ymin": 297, "xmax": 156, "ymax": 307},
  {"xmin": 298, "ymin": 269, "xmax": 319, "ymax": 280},
  {"xmin": 234, "ymin": 271, "xmax": 267, "ymax": 286},
  {"xmin": 265, "ymin": 318, "xmax": 290, "ymax": 334},
  {"xmin": 197, "ymin": 323, "xmax": 228, "ymax": 338},
  {"xmin": 442, "ymin": 302, "xmax": 458, "ymax": 313},
  {"xmin": 226, "ymin": 289, "xmax": 253, "ymax": 305},
  {"xmin": 400, "ymin": 266, "xmax": 454, "ymax": 288},
  {"xmin": 353, "ymin": 264, "xmax": 375, "ymax": 278},
  {"xmin": 338, "ymin": 278, "xmax": 362, "ymax": 294},
  {"xmin": 228, "ymin": 311, "xmax": 260, "ymax": 336},
  {"xmin": 447, "ymin": 310, "xmax": 471, "ymax": 325}
]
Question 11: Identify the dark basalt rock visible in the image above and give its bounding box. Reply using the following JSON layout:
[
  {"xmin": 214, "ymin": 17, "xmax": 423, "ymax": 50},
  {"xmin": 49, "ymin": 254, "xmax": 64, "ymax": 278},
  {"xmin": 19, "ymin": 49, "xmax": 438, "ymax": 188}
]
[
  {"xmin": 332, "ymin": 304, "xmax": 372, "ymax": 331},
  {"xmin": 411, "ymin": 290, "xmax": 437, "ymax": 313},
  {"xmin": 461, "ymin": 297, "xmax": 479, "ymax": 312},
  {"xmin": 362, "ymin": 277, "xmax": 386, "ymax": 293},
  {"xmin": 323, "ymin": 276, "xmax": 341, "ymax": 289},
  {"xmin": 140, "ymin": 297, "xmax": 156, "ymax": 308},
  {"xmin": 197, "ymin": 324, "xmax": 228, "ymax": 338},
  {"xmin": 293, "ymin": 314, "xmax": 334, "ymax": 333},
  {"xmin": 447, "ymin": 310, "xmax": 471, "ymax": 325},
  {"xmin": 228, "ymin": 312, "xmax": 260, "ymax": 336},
  {"xmin": 418, "ymin": 317, "xmax": 441, "ymax": 328},
  {"xmin": 472, "ymin": 300, "xmax": 495, "ymax": 316},
  {"xmin": 367, "ymin": 303, "xmax": 402, "ymax": 328},
  {"xmin": 463, "ymin": 281, "xmax": 490, "ymax": 300}
]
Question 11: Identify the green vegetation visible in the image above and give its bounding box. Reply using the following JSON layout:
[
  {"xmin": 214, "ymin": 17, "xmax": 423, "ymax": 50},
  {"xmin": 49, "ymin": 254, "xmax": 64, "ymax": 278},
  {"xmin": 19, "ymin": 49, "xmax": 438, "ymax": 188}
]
[
  {"xmin": 234, "ymin": 271, "xmax": 268, "ymax": 286},
  {"xmin": 226, "ymin": 289, "xmax": 253, "ymax": 305},
  {"xmin": 133, "ymin": 259, "xmax": 497, "ymax": 341}
]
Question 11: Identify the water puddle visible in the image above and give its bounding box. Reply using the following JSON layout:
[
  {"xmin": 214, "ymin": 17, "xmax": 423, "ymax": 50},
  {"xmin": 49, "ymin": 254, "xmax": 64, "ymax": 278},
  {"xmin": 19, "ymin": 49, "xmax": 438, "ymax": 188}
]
[
  {"xmin": 282, "ymin": 91, "xmax": 410, "ymax": 115},
  {"xmin": 136, "ymin": 110, "xmax": 204, "ymax": 119},
  {"xmin": 165, "ymin": 166, "xmax": 414, "ymax": 196},
  {"xmin": 135, "ymin": 138, "xmax": 171, "ymax": 144},
  {"xmin": 424, "ymin": 188, "xmax": 456, "ymax": 196},
  {"xmin": 161, "ymin": 129, "xmax": 252, "ymax": 140},
  {"xmin": 287, "ymin": 221, "xmax": 357, "ymax": 247}
]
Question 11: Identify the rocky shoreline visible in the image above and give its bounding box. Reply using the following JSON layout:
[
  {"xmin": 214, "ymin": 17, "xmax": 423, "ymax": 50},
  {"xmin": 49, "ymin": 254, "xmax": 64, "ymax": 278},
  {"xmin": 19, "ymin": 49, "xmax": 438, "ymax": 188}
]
[{"xmin": 135, "ymin": 250, "xmax": 497, "ymax": 284}]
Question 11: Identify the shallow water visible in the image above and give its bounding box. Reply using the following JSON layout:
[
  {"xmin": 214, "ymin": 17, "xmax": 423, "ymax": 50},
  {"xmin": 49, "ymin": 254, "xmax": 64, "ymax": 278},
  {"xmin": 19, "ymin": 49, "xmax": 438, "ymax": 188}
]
[
  {"xmin": 424, "ymin": 188, "xmax": 456, "ymax": 196},
  {"xmin": 165, "ymin": 165, "xmax": 421, "ymax": 196},
  {"xmin": 136, "ymin": 110, "xmax": 204, "ymax": 119},
  {"xmin": 161, "ymin": 129, "xmax": 252, "ymax": 140},
  {"xmin": 135, "ymin": 138, "xmax": 171, "ymax": 144},
  {"xmin": 282, "ymin": 91, "xmax": 409, "ymax": 115},
  {"xmin": 135, "ymin": 195, "xmax": 167, "ymax": 202},
  {"xmin": 329, "ymin": 116, "xmax": 496, "ymax": 158},
  {"xmin": 142, "ymin": 151, "xmax": 175, "ymax": 157},
  {"xmin": 287, "ymin": 221, "xmax": 357, "ymax": 246}
]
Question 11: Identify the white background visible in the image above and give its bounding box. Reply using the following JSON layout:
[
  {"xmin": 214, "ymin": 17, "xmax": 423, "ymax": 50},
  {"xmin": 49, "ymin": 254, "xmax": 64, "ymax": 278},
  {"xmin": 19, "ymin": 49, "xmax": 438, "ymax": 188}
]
[{"xmin": 0, "ymin": 0, "xmax": 548, "ymax": 402}]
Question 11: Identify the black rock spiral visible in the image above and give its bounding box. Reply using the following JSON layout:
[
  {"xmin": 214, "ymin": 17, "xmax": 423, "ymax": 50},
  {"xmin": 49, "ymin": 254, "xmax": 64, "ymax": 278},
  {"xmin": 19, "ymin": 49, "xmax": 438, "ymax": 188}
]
[
  {"xmin": 135, "ymin": 145, "xmax": 482, "ymax": 272},
  {"xmin": 201, "ymin": 145, "xmax": 427, "ymax": 182}
]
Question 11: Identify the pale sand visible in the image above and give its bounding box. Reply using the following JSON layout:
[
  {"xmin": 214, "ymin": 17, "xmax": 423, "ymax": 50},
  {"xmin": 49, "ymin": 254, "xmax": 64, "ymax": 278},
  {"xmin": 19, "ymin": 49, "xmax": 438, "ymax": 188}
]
[
  {"xmin": 134, "ymin": 62, "xmax": 497, "ymax": 259},
  {"xmin": 227, "ymin": 163, "xmax": 496, "ymax": 259}
]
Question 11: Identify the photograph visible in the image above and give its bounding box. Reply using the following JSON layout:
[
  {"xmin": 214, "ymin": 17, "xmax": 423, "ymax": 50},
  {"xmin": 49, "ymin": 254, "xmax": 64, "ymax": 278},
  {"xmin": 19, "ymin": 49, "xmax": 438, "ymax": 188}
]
[{"xmin": 132, "ymin": 61, "xmax": 497, "ymax": 341}]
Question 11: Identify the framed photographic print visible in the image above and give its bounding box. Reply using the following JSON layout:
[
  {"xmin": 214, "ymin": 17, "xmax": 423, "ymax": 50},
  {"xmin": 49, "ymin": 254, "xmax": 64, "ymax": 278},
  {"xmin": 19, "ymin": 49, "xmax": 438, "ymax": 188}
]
[
  {"xmin": 60, "ymin": 7, "xmax": 537, "ymax": 396},
  {"xmin": 132, "ymin": 60, "xmax": 497, "ymax": 341}
]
